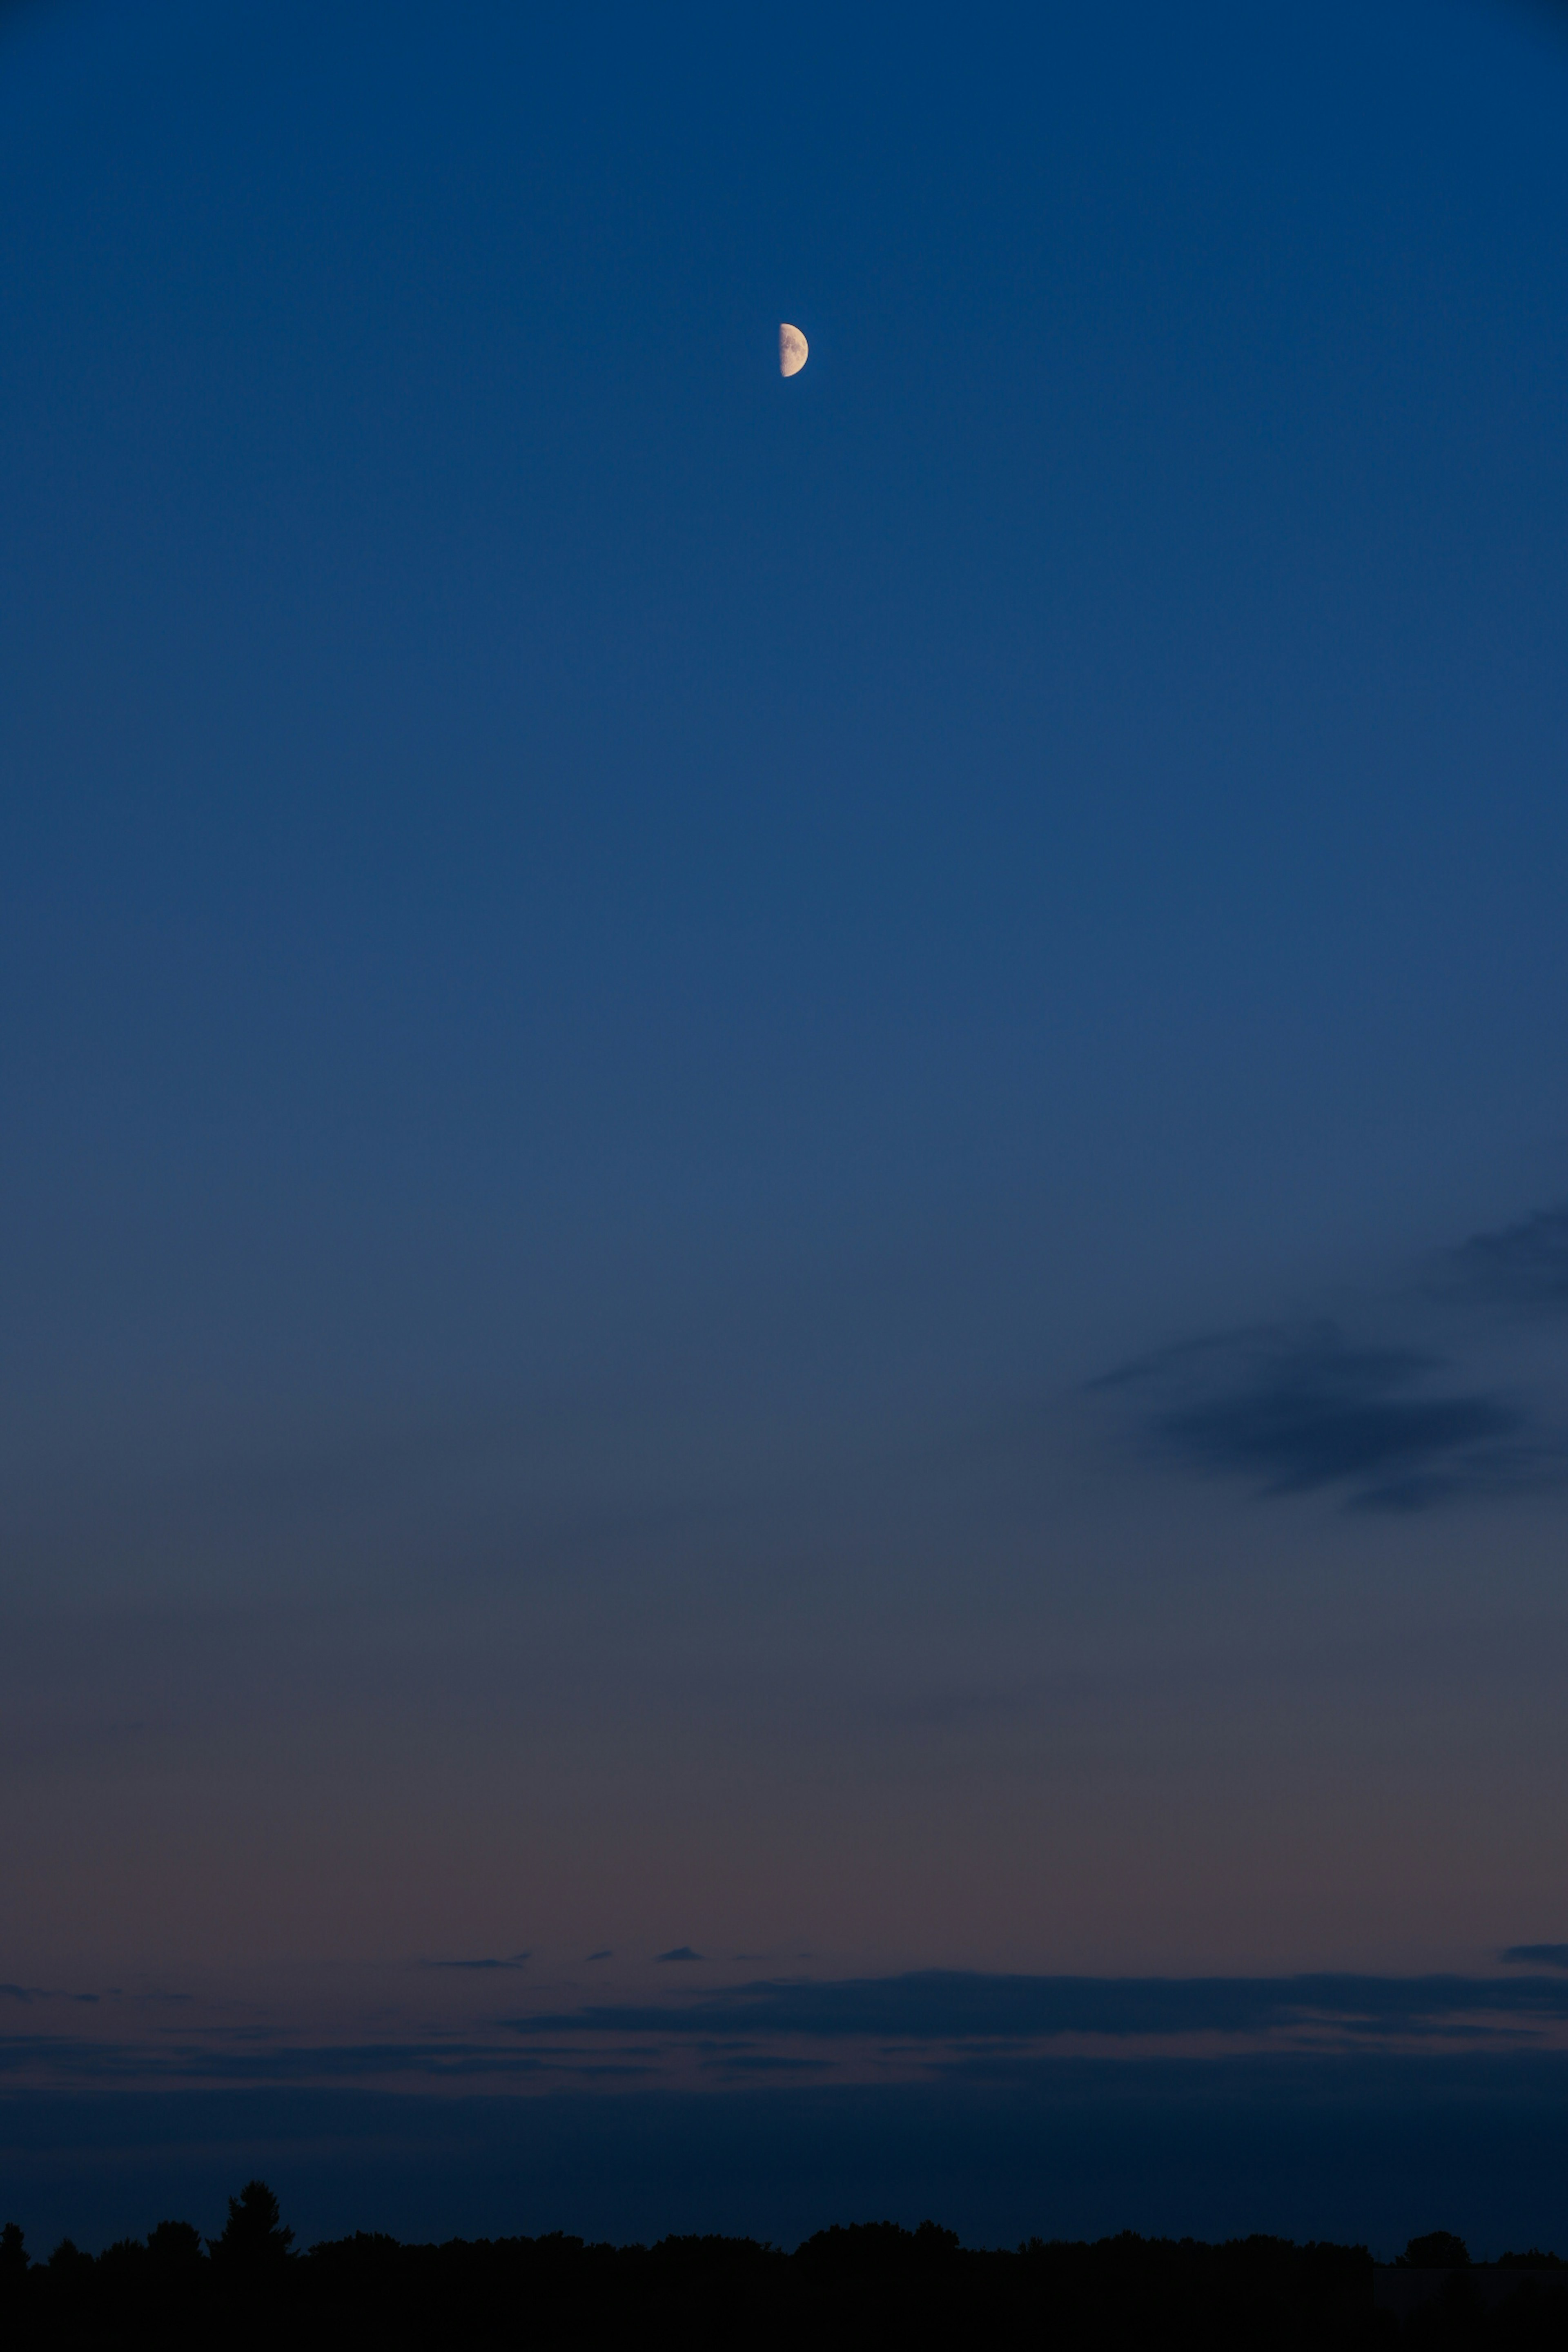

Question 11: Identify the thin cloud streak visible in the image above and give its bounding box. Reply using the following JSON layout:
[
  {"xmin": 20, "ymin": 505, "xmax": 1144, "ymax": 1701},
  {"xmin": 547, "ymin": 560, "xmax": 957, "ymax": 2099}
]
[{"xmin": 421, "ymin": 1954, "xmax": 532, "ymax": 1973}]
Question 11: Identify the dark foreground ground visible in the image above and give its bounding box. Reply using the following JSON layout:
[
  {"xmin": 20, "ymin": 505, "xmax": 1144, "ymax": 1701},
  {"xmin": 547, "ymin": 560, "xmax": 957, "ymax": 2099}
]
[{"xmin": 4, "ymin": 2210, "xmax": 1566, "ymax": 2348}]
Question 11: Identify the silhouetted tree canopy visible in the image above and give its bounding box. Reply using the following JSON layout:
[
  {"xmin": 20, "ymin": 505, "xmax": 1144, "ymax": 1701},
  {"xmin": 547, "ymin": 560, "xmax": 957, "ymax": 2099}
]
[
  {"xmin": 1402, "ymin": 2233, "xmax": 1472, "ymax": 2270},
  {"xmin": 1, "ymin": 2191, "xmax": 1564, "ymax": 2347},
  {"xmin": 147, "ymin": 2219, "xmax": 204, "ymax": 2269}
]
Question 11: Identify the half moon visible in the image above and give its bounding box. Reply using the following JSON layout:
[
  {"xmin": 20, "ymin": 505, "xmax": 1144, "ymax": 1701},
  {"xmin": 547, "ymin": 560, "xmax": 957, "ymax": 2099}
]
[{"xmin": 779, "ymin": 323, "xmax": 808, "ymax": 377}]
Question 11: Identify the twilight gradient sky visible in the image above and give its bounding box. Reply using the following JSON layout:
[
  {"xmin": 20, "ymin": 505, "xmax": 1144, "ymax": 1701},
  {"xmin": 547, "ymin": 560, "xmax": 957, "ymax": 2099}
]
[{"xmin": 3, "ymin": 0, "xmax": 1568, "ymax": 2246}]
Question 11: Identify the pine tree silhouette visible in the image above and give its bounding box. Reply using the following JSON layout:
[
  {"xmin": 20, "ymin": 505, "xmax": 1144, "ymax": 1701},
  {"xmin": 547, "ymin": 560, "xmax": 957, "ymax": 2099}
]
[{"xmin": 209, "ymin": 2181, "xmax": 295, "ymax": 2272}]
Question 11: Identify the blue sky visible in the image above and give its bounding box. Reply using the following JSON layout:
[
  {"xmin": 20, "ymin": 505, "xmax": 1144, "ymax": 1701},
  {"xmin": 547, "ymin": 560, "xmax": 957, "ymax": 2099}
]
[{"xmin": 2, "ymin": 0, "xmax": 1568, "ymax": 2246}]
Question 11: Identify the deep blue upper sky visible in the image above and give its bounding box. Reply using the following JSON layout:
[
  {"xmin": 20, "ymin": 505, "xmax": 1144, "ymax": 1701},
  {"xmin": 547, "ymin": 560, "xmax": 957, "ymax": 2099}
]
[{"xmin": 2, "ymin": 0, "xmax": 1568, "ymax": 2038}]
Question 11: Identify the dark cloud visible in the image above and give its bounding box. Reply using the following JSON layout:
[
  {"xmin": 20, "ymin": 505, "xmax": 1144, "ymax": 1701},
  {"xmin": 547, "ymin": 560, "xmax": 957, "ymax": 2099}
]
[
  {"xmin": 1098, "ymin": 1325, "xmax": 1538, "ymax": 1510},
  {"xmin": 1446, "ymin": 1207, "xmax": 1568, "ymax": 1310},
  {"xmin": 4, "ymin": 1973, "xmax": 1567, "ymax": 2118},
  {"xmin": 5, "ymin": 1972, "xmax": 1564, "ymax": 2113},
  {"xmin": 656, "ymin": 1948, "xmax": 704, "ymax": 1963},
  {"xmin": 506, "ymin": 1970, "xmax": 1568, "ymax": 2045},
  {"xmin": 1502, "ymin": 1945, "xmax": 1568, "ymax": 1971}
]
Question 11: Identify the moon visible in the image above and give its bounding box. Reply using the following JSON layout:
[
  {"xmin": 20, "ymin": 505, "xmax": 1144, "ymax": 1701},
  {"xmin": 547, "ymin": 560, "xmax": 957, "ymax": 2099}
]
[{"xmin": 779, "ymin": 323, "xmax": 808, "ymax": 377}]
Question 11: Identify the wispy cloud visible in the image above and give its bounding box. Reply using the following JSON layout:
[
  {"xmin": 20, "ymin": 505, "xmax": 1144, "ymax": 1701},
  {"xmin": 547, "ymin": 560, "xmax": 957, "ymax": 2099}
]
[
  {"xmin": 1098, "ymin": 1324, "xmax": 1534, "ymax": 1511},
  {"xmin": 1089, "ymin": 1194, "xmax": 1568, "ymax": 1512},
  {"xmin": 656, "ymin": 1947, "xmax": 704, "ymax": 1964},
  {"xmin": 1502, "ymin": 1945, "xmax": 1568, "ymax": 1971},
  {"xmin": 1445, "ymin": 1206, "xmax": 1568, "ymax": 1310}
]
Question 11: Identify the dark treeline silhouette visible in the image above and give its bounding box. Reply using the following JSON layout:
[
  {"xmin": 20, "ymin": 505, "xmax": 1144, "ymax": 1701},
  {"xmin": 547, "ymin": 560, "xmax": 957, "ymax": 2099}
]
[{"xmin": 2, "ymin": 2189, "xmax": 1566, "ymax": 2347}]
